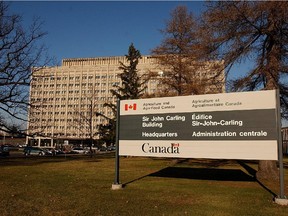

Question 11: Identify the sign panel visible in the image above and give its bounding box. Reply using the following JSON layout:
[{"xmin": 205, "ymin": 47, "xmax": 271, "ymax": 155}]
[{"xmin": 119, "ymin": 90, "xmax": 278, "ymax": 160}]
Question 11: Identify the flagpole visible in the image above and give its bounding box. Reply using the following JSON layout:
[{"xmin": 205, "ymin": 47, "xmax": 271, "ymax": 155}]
[{"xmin": 112, "ymin": 99, "xmax": 122, "ymax": 190}]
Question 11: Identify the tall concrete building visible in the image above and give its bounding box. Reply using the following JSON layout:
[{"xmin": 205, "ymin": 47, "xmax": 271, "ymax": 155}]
[{"xmin": 27, "ymin": 56, "xmax": 225, "ymax": 147}]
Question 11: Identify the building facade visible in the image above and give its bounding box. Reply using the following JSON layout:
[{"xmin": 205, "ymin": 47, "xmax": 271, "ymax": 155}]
[{"xmin": 27, "ymin": 56, "xmax": 225, "ymax": 147}]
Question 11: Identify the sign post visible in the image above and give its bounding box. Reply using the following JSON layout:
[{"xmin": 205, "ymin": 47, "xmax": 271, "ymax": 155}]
[
  {"xmin": 111, "ymin": 99, "xmax": 122, "ymax": 190},
  {"xmin": 275, "ymin": 90, "xmax": 288, "ymax": 205}
]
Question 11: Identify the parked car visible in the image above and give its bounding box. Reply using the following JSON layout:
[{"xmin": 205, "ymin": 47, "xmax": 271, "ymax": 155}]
[
  {"xmin": 0, "ymin": 145, "xmax": 9, "ymax": 156},
  {"xmin": 107, "ymin": 146, "xmax": 116, "ymax": 151},
  {"xmin": 2, "ymin": 144, "xmax": 19, "ymax": 151},
  {"xmin": 55, "ymin": 149, "xmax": 65, "ymax": 155},
  {"xmin": 23, "ymin": 146, "xmax": 46, "ymax": 156},
  {"xmin": 99, "ymin": 146, "xmax": 107, "ymax": 152},
  {"xmin": 43, "ymin": 147, "xmax": 56, "ymax": 156},
  {"xmin": 71, "ymin": 147, "xmax": 89, "ymax": 154}
]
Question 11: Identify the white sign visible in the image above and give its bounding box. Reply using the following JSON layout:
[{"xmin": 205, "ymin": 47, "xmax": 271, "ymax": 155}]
[{"xmin": 119, "ymin": 90, "xmax": 278, "ymax": 160}]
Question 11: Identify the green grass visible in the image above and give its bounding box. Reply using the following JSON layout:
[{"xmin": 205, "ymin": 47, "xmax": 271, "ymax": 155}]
[{"xmin": 0, "ymin": 154, "xmax": 287, "ymax": 216}]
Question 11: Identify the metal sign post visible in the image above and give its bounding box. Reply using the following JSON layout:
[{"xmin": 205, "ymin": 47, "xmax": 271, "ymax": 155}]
[
  {"xmin": 111, "ymin": 99, "xmax": 122, "ymax": 190},
  {"xmin": 275, "ymin": 89, "xmax": 288, "ymax": 205}
]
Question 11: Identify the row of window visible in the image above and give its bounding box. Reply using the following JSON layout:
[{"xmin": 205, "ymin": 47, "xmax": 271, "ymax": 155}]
[
  {"xmin": 35, "ymin": 74, "xmax": 117, "ymax": 80},
  {"xmin": 30, "ymin": 96, "xmax": 114, "ymax": 103},
  {"xmin": 31, "ymin": 108, "xmax": 107, "ymax": 115},
  {"xmin": 29, "ymin": 118, "xmax": 106, "ymax": 129},
  {"xmin": 42, "ymin": 133, "xmax": 93, "ymax": 138},
  {"xmin": 32, "ymin": 89, "xmax": 109, "ymax": 96},
  {"xmin": 34, "ymin": 74, "xmax": 119, "ymax": 83},
  {"xmin": 31, "ymin": 81, "xmax": 120, "ymax": 89}
]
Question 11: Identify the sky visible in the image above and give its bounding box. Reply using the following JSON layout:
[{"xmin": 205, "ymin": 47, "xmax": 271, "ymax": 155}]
[
  {"xmin": 4, "ymin": 1, "xmax": 288, "ymax": 128},
  {"xmin": 8, "ymin": 0, "xmax": 255, "ymax": 81},
  {"xmin": 9, "ymin": 1, "xmax": 206, "ymax": 65}
]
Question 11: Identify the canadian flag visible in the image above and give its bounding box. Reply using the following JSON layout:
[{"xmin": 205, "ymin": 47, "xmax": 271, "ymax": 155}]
[{"xmin": 125, "ymin": 103, "xmax": 137, "ymax": 111}]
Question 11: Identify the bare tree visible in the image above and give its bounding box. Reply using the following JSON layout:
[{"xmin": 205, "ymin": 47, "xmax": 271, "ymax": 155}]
[
  {"xmin": 0, "ymin": 1, "xmax": 49, "ymax": 135},
  {"xmin": 200, "ymin": 1, "xmax": 288, "ymax": 180},
  {"xmin": 71, "ymin": 87, "xmax": 98, "ymax": 154},
  {"xmin": 152, "ymin": 6, "xmax": 222, "ymax": 96}
]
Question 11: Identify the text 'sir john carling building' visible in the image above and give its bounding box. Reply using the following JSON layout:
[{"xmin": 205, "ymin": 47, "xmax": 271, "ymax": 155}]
[{"xmin": 27, "ymin": 56, "xmax": 225, "ymax": 147}]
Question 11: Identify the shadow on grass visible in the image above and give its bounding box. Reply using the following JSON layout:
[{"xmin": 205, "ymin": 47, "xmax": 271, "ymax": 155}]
[
  {"xmin": 149, "ymin": 167, "xmax": 254, "ymax": 181},
  {"xmin": 237, "ymin": 160, "xmax": 277, "ymax": 197},
  {"xmin": 123, "ymin": 165, "xmax": 254, "ymax": 188},
  {"xmin": 124, "ymin": 160, "xmax": 277, "ymax": 197}
]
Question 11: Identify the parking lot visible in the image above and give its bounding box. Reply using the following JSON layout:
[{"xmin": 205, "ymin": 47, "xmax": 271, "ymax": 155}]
[{"xmin": 0, "ymin": 146, "xmax": 114, "ymax": 158}]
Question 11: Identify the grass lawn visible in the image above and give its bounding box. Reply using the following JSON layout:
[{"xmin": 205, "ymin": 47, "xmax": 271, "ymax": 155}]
[{"xmin": 0, "ymin": 153, "xmax": 287, "ymax": 216}]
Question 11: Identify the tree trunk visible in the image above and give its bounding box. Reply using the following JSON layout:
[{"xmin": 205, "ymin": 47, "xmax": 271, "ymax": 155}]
[
  {"xmin": 256, "ymin": 160, "xmax": 279, "ymax": 181},
  {"xmin": 256, "ymin": 44, "xmax": 280, "ymax": 181}
]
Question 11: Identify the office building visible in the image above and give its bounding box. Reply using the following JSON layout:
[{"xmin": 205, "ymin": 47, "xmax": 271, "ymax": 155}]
[{"xmin": 27, "ymin": 56, "xmax": 225, "ymax": 146}]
